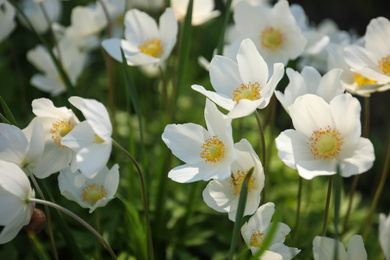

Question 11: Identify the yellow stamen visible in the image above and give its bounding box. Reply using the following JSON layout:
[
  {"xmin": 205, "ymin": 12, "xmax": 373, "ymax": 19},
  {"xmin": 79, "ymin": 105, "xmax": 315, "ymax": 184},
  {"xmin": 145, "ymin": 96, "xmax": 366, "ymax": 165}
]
[
  {"xmin": 260, "ymin": 26, "xmax": 283, "ymax": 50},
  {"xmin": 50, "ymin": 119, "xmax": 74, "ymax": 148},
  {"xmin": 353, "ymin": 73, "xmax": 377, "ymax": 88},
  {"xmin": 379, "ymin": 55, "xmax": 390, "ymax": 76},
  {"xmin": 232, "ymin": 81, "xmax": 261, "ymax": 103},
  {"xmin": 93, "ymin": 134, "xmax": 105, "ymax": 144},
  {"xmin": 249, "ymin": 230, "xmax": 265, "ymax": 248},
  {"xmin": 200, "ymin": 136, "xmax": 225, "ymax": 163},
  {"xmin": 308, "ymin": 125, "xmax": 343, "ymax": 160},
  {"xmin": 230, "ymin": 170, "xmax": 255, "ymax": 196},
  {"xmin": 81, "ymin": 184, "xmax": 107, "ymax": 204},
  {"xmin": 138, "ymin": 38, "xmax": 163, "ymax": 58}
]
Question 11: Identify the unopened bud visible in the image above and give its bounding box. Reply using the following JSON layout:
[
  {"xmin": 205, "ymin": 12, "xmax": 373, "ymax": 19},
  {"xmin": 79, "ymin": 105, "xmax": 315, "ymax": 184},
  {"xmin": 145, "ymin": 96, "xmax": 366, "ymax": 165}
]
[{"xmin": 23, "ymin": 208, "xmax": 46, "ymax": 234}]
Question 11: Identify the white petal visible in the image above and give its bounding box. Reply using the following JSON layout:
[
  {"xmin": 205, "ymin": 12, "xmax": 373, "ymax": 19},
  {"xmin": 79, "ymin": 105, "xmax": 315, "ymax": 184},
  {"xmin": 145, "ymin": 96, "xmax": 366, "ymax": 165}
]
[
  {"xmin": 209, "ymin": 55, "xmax": 242, "ymax": 97},
  {"xmin": 0, "ymin": 123, "xmax": 28, "ymax": 165},
  {"xmin": 247, "ymin": 202, "xmax": 275, "ymax": 232},
  {"xmin": 297, "ymin": 159, "xmax": 336, "ymax": 180},
  {"xmin": 313, "ymin": 236, "xmax": 347, "ymax": 260},
  {"xmin": 61, "ymin": 121, "xmax": 95, "ymax": 151},
  {"xmin": 124, "ymin": 9, "xmax": 158, "ymax": 45},
  {"xmin": 191, "ymin": 85, "xmax": 235, "ymax": 111},
  {"xmin": 168, "ymin": 164, "xmax": 203, "ymax": 183},
  {"xmin": 346, "ymin": 235, "xmax": 367, "ymax": 260},
  {"xmin": 158, "ymin": 8, "xmax": 178, "ymax": 62},
  {"xmin": 269, "ymin": 243, "xmax": 300, "ymax": 259},
  {"xmin": 365, "ymin": 17, "xmax": 390, "ymax": 58},
  {"xmin": 202, "ymin": 179, "xmax": 235, "ymax": 214},
  {"xmin": 26, "ymin": 120, "xmax": 45, "ymax": 167},
  {"xmin": 227, "ymin": 99, "xmax": 261, "ymax": 119},
  {"xmin": 317, "ymin": 68, "xmax": 344, "ymax": 103},
  {"xmin": 76, "ymin": 143, "xmax": 112, "ymax": 178},
  {"xmin": 104, "ymin": 164, "xmax": 120, "ymax": 197}
]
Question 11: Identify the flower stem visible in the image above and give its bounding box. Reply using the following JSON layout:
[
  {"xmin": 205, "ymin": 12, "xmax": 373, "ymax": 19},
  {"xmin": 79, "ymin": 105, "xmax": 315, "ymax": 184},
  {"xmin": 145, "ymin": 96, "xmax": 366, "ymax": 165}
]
[
  {"xmin": 28, "ymin": 171, "xmax": 59, "ymax": 260},
  {"xmin": 112, "ymin": 140, "xmax": 154, "ymax": 260},
  {"xmin": 293, "ymin": 177, "xmax": 303, "ymax": 245},
  {"xmin": 341, "ymin": 96, "xmax": 370, "ymax": 238},
  {"xmin": 255, "ymin": 110, "xmax": 267, "ymax": 203},
  {"xmin": 362, "ymin": 135, "xmax": 390, "ymax": 240},
  {"xmin": 27, "ymin": 198, "xmax": 117, "ymax": 260},
  {"xmin": 322, "ymin": 176, "xmax": 333, "ymax": 236},
  {"xmin": 217, "ymin": 0, "xmax": 233, "ymax": 55}
]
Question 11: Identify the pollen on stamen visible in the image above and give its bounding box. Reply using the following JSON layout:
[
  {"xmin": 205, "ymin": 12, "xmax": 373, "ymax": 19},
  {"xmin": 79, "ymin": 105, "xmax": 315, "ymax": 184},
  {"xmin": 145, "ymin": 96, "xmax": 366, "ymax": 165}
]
[
  {"xmin": 138, "ymin": 38, "xmax": 164, "ymax": 58},
  {"xmin": 232, "ymin": 81, "xmax": 261, "ymax": 104},
  {"xmin": 260, "ymin": 26, "xmax": 283, "ymax": 50},
  {"xmin": 308, "ymin": 125, "xmax": 344, "ymax": 160},
  {"xmin": 50, "ymin": 119, "xmax": 74, "ymax": 148},
  {"xmin": 81, "ymin": 184, "xmax": 107, "ymax": 205},
  {"xmin": 249, "ymin": 230, "xmax": 265, "ymax": 248},
  {"xmin": 378, "ymin": 55, "xmax": 390, "ymax": 76},
  {"xmin": 230, "ymin": 170, "xmax": 255, "ymax": 196},
  {"xmin": 200, "ymin": 136, "xmax": 226, "ymax": 163},
  {"xmin": 353, "ymin": 73, "xmax": 377, "ymax": 88}
]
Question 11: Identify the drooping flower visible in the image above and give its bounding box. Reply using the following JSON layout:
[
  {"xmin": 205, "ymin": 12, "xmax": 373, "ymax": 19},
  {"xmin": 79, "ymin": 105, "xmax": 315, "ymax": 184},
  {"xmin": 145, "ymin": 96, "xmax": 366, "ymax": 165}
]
[
  {"xmin": 26, "ymin": 44, "xmax": 87, "ymax": 96},
  {"xmin": 171, "ymin": 0, "xmax": 220, "ymax": 26},
  {"xmin": 275, "ymin": 93, "xmax": 375, "ymax": 179},
  {"xmin": 102, "ymin": 8, "xmax": 178, "ymax": 66},
  {"xmin": 344, "ymin": 17, "xmax": 390, "ymax": 94},
  {"xmin": 275, "ymin": 66, "xmax": 344, "ymax": 113},
  {"xmin": 61, "ymin": 96, "xmax": 112, "ymax": 178},
  {"xmin": 23, "ymin": 98, "xmax": 79, "ymax": 179},
  {"xmin": 58, "ymin": 164, "xmax": 119, "ymax": 213},
  {"xmin": 192, "ymin": 38, "xmax": 284, "ymax": 119},
  {"xmin": 0, "ymin": 122, "xmax": 44, "ymax": 174},
  {"xmin": 0, "ymin": 0, "xmax": 16, "ymax": 43},
  {"xmin": 202, "ymin": 138, "xmax": 264, "ymax": 221},
  {"xmin": 241, "ymin": 202, "xmax": 300, "ymax": 259},
  {"xmin": 233, "ymin": 0, "xmax": 306, "ymax": 70},
  {"xmin": 0, "ymin": 160, "xmax": 35, "ymax": 244},
  {"xmin": 379, "ymin": 213, "xmax": 390, "ymax": 260},
  {"xmin": 313, "ymin": 235, "xmax": 367, "ymax": 260},
  {"xmin": 162, "ymin": 99, "xmax": 236, "ymax": 183}
]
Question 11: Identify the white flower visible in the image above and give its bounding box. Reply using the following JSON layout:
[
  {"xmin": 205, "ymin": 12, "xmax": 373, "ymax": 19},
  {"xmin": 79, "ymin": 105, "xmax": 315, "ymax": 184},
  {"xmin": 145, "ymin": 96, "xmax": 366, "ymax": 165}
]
[
  {"xmin": 0, "ymin": 0, "xmax": 16, "ymax": 43},
  {"xmin": 61, "ymin": 97, "xmax": 112, "ymax": 178},
  {"xmin": 0, "ymin": 122, "xmax": 44, "ymax": 173},
  {"xmin": 171, "ymin": 0, "xmax": 220, "ymax": 26},
  {"xmin": 313, "ymin": 235, "xmax": 367, "ymax": 260},
  {"xmin": 162, "ymin": 99, "xmax": 236, "ymax": 183},
  {"xmin": 275, "ymin": 93, "xmax": 375, "ymax": 179},
  {"xmin": 275, "ymin": 66, "xmax": 344, "ymax": 113},
  {"xmin": 67, "ymin": 3, "xmax": 106, "ymax": 38},
  {"xmin": 0, "ymin": 160, "xmax": 35, "ymax": 244},
  {"xmin": 233, "ymin": 0, "xmax": 306, "ymax": 70},
  {"xmin": 26, "ymin": 44, "xmax": 87, "ymax": 96},
  {"xmin": 58, "ymin": 164, "xmax": 119, "ymax": 213},
  {"xmin": 19, "ymin": 0, "xmax": 62, "ymax": 34},
  {"xmin": 202, "ymin": 138, "xmax": 264, "ymax": 221},
  {"xmin": 241, "ymin": 202, "xmax": 300, "ymax": 259},
  {"xmin": 102, "ymin": 8, "xmax": 178, "ymax": 66},
  {"xmin": 23, "ymin": 98, "xmax": 79, "ymax": 178},
  {"xmin": 193, "ymin": 38, "xmax": 284, "ymax": 119},
  {"xmin": 379, "ymin": 213, "xmax": 390, "ymax": 260},
  {"xmin": 344, "ymin": 17, "xmax": 390, "ymax": 93}
]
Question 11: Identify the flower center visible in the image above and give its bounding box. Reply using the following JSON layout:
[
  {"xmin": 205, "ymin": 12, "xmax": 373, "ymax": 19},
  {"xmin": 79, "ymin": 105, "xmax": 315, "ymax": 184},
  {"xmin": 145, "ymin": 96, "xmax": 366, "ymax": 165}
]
[
  {"xmin": 260, "ymin": 26, "xmax": 283, "ymax": 50},
  {"xmin": 353, "ymin": 73, "xmax": 377, "ymax": 88},
  {"xmin": 230, "ymin": 170, "xmax": 255, "ymax": 196},
  {"xmin": 232, "ymin": 82, "xmax": 261, "ymax": 103},
  {"xmin": 81, "ymin": 184, "xmax": 107, "ymax": 204},
  {"xmin": 249, "ymin": 230, "xmax": 265, "ymax": 248},
  {"xmin": 93, "ymin": 134, "xmax": 105, "ymax": 144},
  {"xmin": 308, "ymin": 126, "xmax": 343, "ymax": 160},
  {"xmin": 138, "ymin": 38, "xmax": 164, "ymax": 58},
  {"xmin": 50, "ymin": 119, "xmax": 74, "ymax": 148},
  {"xmin": 378, "ymin": 55, "xmax": 390, "ymax": 76},
  {"xmin": 200, "ymin": 136, "xmax": 226, "ymax": 163}
]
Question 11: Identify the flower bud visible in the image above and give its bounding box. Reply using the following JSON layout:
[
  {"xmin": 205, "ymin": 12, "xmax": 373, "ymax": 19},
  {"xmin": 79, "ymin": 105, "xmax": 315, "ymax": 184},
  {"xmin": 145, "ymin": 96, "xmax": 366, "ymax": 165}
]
[{"xmin": 23, "ymin": 208, "xmax": 46, "ymax": 234}]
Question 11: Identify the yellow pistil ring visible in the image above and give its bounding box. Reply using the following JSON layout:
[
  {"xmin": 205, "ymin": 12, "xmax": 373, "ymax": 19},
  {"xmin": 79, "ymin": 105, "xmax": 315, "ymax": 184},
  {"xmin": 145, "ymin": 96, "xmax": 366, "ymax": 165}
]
[
  {"xmin": 378, "ymin": 55, "xmax": 390, "ymax": 76},
  {"xmin": 232, "ymin": 81, "xmax": 261, "ymax": 104},
  {"xmin": 230, "ymin": 170, "xmax": 255, "ymax": 196},
  {"xmin": 50, "ymin": 119, "xmax": 74, "ymax": 148},
  {"xmin": 138, "ymin": 38, "xmax": 164, "ymax": 58},
  {"xmin": 200, "ymin": 136, "xmax": 226, "ymax": 163},
  {"xmin": 81, "ymin": 184, "xmax": 107, "ymax": 205},
  {"xmin": 308, "ymin": 125, "xmax": 344, "ymax": 160},
  {"xmin": 260, "ymin": 26, "xmax": 283, "ymax": 50},
  {"xmin": 250, "ymin": 230, "xmax": 265, "ymax": 248}
]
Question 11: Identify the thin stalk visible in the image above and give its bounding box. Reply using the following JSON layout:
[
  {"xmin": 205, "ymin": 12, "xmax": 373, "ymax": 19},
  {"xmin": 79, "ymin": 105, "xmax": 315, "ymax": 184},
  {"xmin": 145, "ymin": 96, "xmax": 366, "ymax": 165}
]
[
  {"xmin": 322, "ymin": 176, "xmax": 333, "ymax": 236},
  {"xmin": 28, "ymin": 171, "xmax": 59, "ymax": 260},
  {"xmin": 159, "ymin": 66, "xmax": 171, "ymax": 122},
  {"xmin": 217, "ymin": 0, "xmax": 233, "ymax": 55},
  {"xmin": 362, "ymin": 135, "xmax": 390, "ymax": 240},
  {"xmin": 342, "ymin": 96, "xmax": 370, "ymax": 237},
  {"xmin": 112, "ymin": 140, "xmax": 154, "ymax": 260},
  {"xmin": 27, "ymin": 198, "xmax": 117, "ymax": 260},
  {"xmin": 293, "ymin": 177, "xmax": 303, "ymax": 245},
  {"xmin": 28, "ymin": 233, "xmax": 50, "ymax": 260},
  {"xmin": 255, "ymin": 111, "xmax": 266, "ymax": 203}
]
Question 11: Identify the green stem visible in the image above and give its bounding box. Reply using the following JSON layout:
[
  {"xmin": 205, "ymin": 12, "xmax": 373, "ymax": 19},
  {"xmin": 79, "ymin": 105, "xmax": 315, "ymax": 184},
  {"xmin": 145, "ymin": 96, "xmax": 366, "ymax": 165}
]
[
  {"xmin": 322, "ymin": 176, "xmax": 333, "ymax": 236},
  {"xmin": 27, "ymin": 198, "xmax": 117, "ymax": 260},
  {"xmin": 159, "ymin": 66, "xmax": 171, "ymax": 123},
  {"xmin": 255, "ymin": 111, "xmax": 266, "ymax": 203},
  {"xmin": 112, "ymin": 140, "xmax": 154, "ymax": 260},
  {"xmin": 362, "ymin": 135, "xmax": 390, "ymax": 240},
  {"xmin": 217, "ymin": 0, "xmax": 233, "ymax": 55},
  {"xmin": 293, "ymin": 177, "xmax": 303, "ymax": 245},
  {"xmin": 28, "ymin": 170, "xmax": 59, "ymax": 260}
]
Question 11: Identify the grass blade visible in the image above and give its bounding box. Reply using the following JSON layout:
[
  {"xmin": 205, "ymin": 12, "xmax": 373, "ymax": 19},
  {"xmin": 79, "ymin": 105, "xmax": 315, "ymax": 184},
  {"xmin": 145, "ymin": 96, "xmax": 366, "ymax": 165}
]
[{"xmin": 0, "ymin": 96, "xmax": 17, "ymax": 126}]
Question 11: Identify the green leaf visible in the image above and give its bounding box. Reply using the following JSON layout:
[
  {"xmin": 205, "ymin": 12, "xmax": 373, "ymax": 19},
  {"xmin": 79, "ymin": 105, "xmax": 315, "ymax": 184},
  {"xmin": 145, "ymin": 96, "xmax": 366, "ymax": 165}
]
[
  {"xmin": 0, "ymin": 96, "xmax": 17, "ymax": 126},
  {"xmin": 333, "ymin": 166, "xmax": 342, "ymax": 260},
  {"xmin": 228, "ymin": 167, "xmax": 254, "ymax": 260},
  {"xmin": 217, "ymin": 0, "xmax": 233, "ymax": 55}
]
